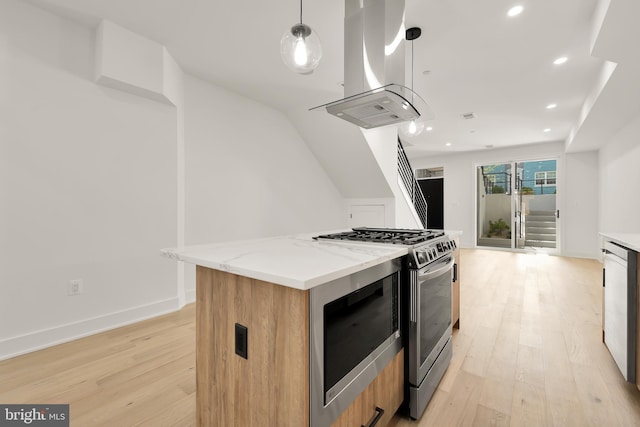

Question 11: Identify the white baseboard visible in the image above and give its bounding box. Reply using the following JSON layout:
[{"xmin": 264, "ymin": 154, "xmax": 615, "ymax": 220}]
[
  {"xmin": 0, "ymin": 297, "xmax": 182, "ymax": 361},
  {"xmin": 185, "ymin": 288, "xmax": 196, "ymax": 304},
  {"xmin": 561, "ymin": 250, "xmax": 600, "ymax": 260}
]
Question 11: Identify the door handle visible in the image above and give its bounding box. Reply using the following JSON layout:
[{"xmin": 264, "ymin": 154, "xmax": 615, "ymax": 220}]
[
  {"xmin": 361, "ymin": 407, "xmax": 384, "ymax": 427},
  {"xmin": 556, "ymin": 210, "xmax": 560, "ymax": 219},
  {"xmin": 417, "ymin": 257, "xmax": 455, "ymax": 281}
]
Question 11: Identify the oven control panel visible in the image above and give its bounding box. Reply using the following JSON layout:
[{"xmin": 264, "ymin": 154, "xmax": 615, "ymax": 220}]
[{"xmin": 408, "ymin": 237, "xmax": 456, "ymax": 269}]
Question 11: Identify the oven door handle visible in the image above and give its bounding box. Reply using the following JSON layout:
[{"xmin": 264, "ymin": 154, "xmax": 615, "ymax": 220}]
[{"xmin": 417, "ymin": 256, "xmax": 455, "ymax": 281}]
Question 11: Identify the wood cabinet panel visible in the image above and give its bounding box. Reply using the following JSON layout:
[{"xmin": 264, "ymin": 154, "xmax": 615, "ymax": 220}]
[
  {"xmin": 196, "ymin": 266, "xmax": 309, "ymax": 427},
  {"xmin": 330, "ymin": 349, "xmax": 404, "ymax": 427}
]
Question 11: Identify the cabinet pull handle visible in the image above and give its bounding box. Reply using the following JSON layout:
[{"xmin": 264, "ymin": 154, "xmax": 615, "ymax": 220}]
[
  {"xmin": 361, "ymin": 406, "xmax": 384, "ymax": 427},
  {"xmin": 453, "ymin": 263, "xmax": 458, "ymax": 283}
]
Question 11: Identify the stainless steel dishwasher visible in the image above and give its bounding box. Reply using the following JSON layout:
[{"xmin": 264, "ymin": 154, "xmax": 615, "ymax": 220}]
[{"xmin": 603, "ymin": 240, "xmax": 637, "ymax": 382}]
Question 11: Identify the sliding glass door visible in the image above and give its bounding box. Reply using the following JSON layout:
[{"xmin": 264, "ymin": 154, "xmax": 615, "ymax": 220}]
[
  {"xmin": 477, "ymin": 163, "xmax": 513, "ymax": 248},
  {"xmin": 477, "ymin": 159, "xmax": 558, "ymax": 252}
]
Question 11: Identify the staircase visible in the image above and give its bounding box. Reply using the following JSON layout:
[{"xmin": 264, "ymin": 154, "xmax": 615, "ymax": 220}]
[
  {"xmin": 397, "ymin": 139, "xmax": 427, "ymax": 228},
  {"xmin": 525, "ymin": 210, "xmax": 556, "ymax": 248}
]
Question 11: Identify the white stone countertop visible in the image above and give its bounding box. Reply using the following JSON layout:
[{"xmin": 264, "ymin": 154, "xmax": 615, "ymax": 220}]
[
  {"xmin": 161, "ymin": 231, "xmax": 409, "ymax": 290},
  {"xmin": 600, "ymin": 232, "xmax": 640, "ymax": 252}
]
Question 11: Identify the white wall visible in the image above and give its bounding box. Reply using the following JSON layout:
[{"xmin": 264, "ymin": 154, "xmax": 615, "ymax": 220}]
[
  {"xmin": 483, "ymin": 195, "xmax": 512, "ymax": 233},
  {"xmin": 183, "ymin": 75, "xmax": 347, "ymax": 296},
  {"xmin": 528, "ymin": 195, "xmax": 557, "ymax": 211},
  {"xmin": 362, "ymin": 127, "xmax": 422, "ymax": 228},
  {"xmin": 599, "ymin": 111, "xmax": 640, "ymax": 232},
  {"xmin": 0, "ymin": 0, "xmax": 178, "ymax": 359},
  {"xmin": 0, "ymin": 0, "xmax": 348, "ymax": 359},
  {"xmin": 410, "ymin": 142, "xmax": 600, "ymax": 258},
  {"xmin": 563, "ymin": 151, "xmax": 599, "ymax": 257}
]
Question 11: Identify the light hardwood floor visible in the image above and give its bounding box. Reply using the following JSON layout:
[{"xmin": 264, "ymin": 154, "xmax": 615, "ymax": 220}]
[
  {"xmin": 1, "ymin": 249, "xmax": 640, "ymax": 426},
  {"xmin": 390, "ymin": 249, "xmax": 640, "ymax": 427}
]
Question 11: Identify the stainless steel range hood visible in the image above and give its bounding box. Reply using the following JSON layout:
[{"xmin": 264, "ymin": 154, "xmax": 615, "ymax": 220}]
[
  {"xmin": 312, "ymin": 0, "xmax": 431, "ymax": 129},
  {"xmin": 314, "ymin": 83, "xmax": 427, "ymax": 129}
]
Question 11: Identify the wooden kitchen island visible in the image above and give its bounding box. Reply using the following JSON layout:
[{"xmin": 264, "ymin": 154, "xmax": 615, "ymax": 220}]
[
  {"xmin": 163, "ymin": 232, "xmax": 407, "ymax": 426},
  {"xmin": 162, "ymin": 230, "xmax": 462, "ymax": 426}
]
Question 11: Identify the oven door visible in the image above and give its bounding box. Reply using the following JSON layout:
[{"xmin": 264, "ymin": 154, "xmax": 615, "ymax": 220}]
[{"xmin": 408, "ymin": 255, "xmax": 454, "ymax": 386}]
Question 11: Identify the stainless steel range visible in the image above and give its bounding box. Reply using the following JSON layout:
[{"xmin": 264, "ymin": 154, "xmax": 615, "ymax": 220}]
[{"xmin": 315, "ymin": 227, "xmax": 456, "ymax": 420}]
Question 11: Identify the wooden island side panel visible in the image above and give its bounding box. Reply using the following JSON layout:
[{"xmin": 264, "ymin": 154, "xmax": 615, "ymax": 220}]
[{"xmin": 196, "ymin": 266, "xmax": 309, "ymax": 427}]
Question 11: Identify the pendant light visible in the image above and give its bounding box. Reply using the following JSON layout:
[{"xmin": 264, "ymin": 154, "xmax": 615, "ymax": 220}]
[
  {"xmin": 400, "ymin": 27, "xmax": 425, "ymax": 138},
  {"xmin": 280, "ymin": 0, "xmax": 322, "ymax": 74}
]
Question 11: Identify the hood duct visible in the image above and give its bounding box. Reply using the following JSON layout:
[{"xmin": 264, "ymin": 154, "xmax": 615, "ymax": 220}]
[{"xmin": 312, "ymin": 0, "xmax": 431, "ymax": 129}]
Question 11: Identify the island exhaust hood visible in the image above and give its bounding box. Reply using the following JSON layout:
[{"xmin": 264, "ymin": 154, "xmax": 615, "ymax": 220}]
[{"xmin": 312, "ymin": 0, "xmax": 431, "ymax": 129}]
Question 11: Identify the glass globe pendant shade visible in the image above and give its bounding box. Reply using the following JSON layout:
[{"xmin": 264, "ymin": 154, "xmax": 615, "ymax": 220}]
[
  {"xmin": 399, "ymin": 118, "xmax": 426, "ymax": 139},
  {"xmin": 280, "ymin": 23, "xmax": 322, "ymax": 74}
]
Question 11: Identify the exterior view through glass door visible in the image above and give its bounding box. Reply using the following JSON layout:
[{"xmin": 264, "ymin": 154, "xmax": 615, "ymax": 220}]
[{"xmin": 477, "ymin": 159, "xmax": 557, "ymax": 251}]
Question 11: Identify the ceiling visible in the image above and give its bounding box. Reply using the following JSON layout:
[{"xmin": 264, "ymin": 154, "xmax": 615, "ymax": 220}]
[{"xmin": 25, "ymin": 0, "xmax": 622, "ymax": 157}]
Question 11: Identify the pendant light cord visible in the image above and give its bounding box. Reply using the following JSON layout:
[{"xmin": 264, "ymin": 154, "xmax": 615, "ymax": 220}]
[
  {"xmin": 411, "ymin": 38, "xmax": 415, "ymax": 103},
  {"xmin": 300, "ymin": 0, "xmax": 303, "ymax": 24}
]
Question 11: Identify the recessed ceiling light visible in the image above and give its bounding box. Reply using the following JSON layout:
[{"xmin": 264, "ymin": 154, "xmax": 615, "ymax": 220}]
[
  {"xmin": 445, "ymin": 142, "xmax": 452, "ymax": 147},
  {"xmin": 507, "ymin": 5, "xmax": 523, "ymax": 17},
  {"xmin": 543, "ymin": 128, "xmax": 551, "ymax": 132},
  {"xmin": 553, "ymin": 56, "xmax": 568, "ymax": 65},
  {"xmin": 426, "ymin": 126, "xmax": 433, "ymax": 131},
  {"xmin": 546, "ymin": 103, "xmax": 557, "ymax": 109}
]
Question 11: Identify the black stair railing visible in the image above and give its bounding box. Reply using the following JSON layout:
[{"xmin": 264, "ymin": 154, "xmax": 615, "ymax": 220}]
[{"xmin": 397, "ymin": 138, "xmax": 427, "ymax": 228}]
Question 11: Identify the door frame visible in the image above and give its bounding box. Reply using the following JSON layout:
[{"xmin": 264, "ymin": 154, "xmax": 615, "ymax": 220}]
[{"xmin": 473, "ymin": 156, "xmax": 561, "ymax": 254}]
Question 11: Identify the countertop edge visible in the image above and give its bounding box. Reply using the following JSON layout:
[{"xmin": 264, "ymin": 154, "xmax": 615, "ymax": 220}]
[
  {"xmin": 599, "ymin": 232, "xmax": 640, "ymax": 252},
  {"xmin": 162, "ymin": 247, "xmax": 408, "ymax": 290},
  {"xmin": 161, "ymin": 229, "xmax": 460, "ymax": 290}
]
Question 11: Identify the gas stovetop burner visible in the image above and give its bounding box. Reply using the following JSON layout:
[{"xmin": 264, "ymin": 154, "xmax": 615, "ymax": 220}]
[{"xmin": 314, "ymin": 227, "xmax": 445, "ymax": 245}]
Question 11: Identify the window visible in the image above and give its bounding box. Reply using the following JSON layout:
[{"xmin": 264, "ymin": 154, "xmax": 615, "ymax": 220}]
[
  {"xmin": 547, "ymin": 171, "xmax": 556, "ymax": 185},
  {"xmin": 535, "ymin": 171, "xmax": 556, "ymax": 186},
  {"xmin": 416, "ymin": 167, "xmax": 444, "ymax": 179}
]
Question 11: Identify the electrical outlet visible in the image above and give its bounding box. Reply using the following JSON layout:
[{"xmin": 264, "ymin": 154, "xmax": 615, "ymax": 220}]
[{"xmin": 68, "ymin": 279, "xmax": 83, "ymax": 296}]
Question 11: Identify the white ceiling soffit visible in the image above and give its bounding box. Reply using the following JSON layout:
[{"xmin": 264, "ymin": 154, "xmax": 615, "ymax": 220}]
[
  {"xmin": 21, "ymin": 0, "xmax": 637, "ymax": 155},
  {"xmin": 566, "ymin": 0, "xmax": 640, "ymax": 152}
]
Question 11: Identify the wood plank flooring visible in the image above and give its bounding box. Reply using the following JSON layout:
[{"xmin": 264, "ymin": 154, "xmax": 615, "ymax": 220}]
[
  {"xmin": 1, "ymin": 249, "xmax": 639, "ymax": 426},
  {"xmin": 0, "ymin": 305, "xmax": 197, "ymax": 426},
  {"xmin": 390, "ymin": 249, "xmax": 640, "ymax": 427}
]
